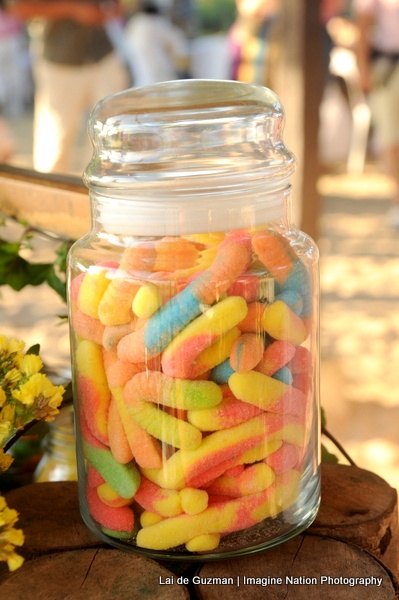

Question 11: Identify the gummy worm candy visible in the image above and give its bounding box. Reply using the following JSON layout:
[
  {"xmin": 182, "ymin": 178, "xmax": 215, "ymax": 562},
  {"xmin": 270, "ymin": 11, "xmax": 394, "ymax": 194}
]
[
  {"xmin": 97, "ymin": 248, "xmax": 144, "ymax": 326},
  {"xmin": 228, "ymin": 370, "xmax": 306, "ymax": 419},
  {"xmin": 76, "ymin": 339, "xmax": 111, "ymax": 445},
  {"xmin": 116, "ymin": 237, "xmax": 201, "ymax": 273},
  {"xmin": 77, "ymin": 265, "xmax": 112, "ymax": 319},
  {"xmin": 136, "ymin": 470, "xmax": 300, "ymax": 550},
  {"xmin": 187, "ymin": 395, "xmax": 263, "ymax": 431},
  {"xmin": 143, "ymin": 233, "xmax": 253, "ymax": 354},
  {"xmin": 255, "ymin": 340, "xmax": 296, "ymax": 376},
  {"xmin": 261, "ymin": 300, "xmax": 307, "ymax": 345},
  {"xmin": 229, "ymin": 332, "xmax": 264, "ymax": 373},
  {"xmin": 85, "ymin": 485, "xmax": 135, "ymax": 535},
  {"xmin": 134, "ymin": 476, "xmax": 182, "ymax": 518},
  {"xmin": 72, "ymin": 309, "xmax": 105, "ymax": 345},
  {"xmin": 123, "ymin": 372, "xmax": 222, "ymax": 450},
  {"xmin": 97, "ymin": 482, "xmax": 133, "ymax": 508},
  {"xmin": 84, "ymin": 442, "xmax": 141, "ymax": 499},
  {"xmin": 251, "ymin": 230, "xmax": 298, "ymax": 285},
  {"xmin": 111, "ymin": 387, "xmax": 162, "ymax": 470},
  {"xmin": 157, "ymin": 413, "xmax": 289, "ymax": 490},
  {"xmin": 206, "ymin": 463, "xmax": 276, "ymax": 498},
  {"xmin": 161, "ymin": 296, "xmax": 248, "ymax": 378},
  {"xmin": 107, "ymin": 394, "xmax": 134, "ymax": 464}
]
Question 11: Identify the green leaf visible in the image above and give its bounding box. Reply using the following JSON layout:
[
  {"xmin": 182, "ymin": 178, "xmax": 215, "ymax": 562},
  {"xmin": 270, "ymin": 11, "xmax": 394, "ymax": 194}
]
[
  {"xmin": 25, "ymin": 262, "xmax": 54, "ymax": 287},
  {"xmin": 46, "ymin": 266, "xmax": 67, "ymax": 302},
  {"xmin": 0, "ymin": 240, "xmax": 21, "ymax": 256},
  {"xmin": 320, "ymin": 405, "xmax": 327, "ymax": 427},
  {"xmin": 54, "ymin": 240, "xmax": 72, "ymax": 274},
  {"xmin": 0, "ymin": 253, "xmax": 34, "ymax": 290},
  {"xmin": 321, "ymin": 444, "xmax": 339, "ymax": 464},
  {"xmin": 0, "ymin": 234, "xmax": 68, "ymax": 301},
  {"xmin": 62, "ymin": 381, "xmax": 73, "ymax": 406},
  {"xmin": 26, "ymin": 344, "xmax": 41, "ymax": 356}
]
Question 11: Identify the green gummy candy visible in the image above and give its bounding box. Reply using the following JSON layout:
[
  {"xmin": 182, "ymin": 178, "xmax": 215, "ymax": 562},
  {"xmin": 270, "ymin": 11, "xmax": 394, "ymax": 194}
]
[
  {"xmin": 84, "ymin": 443, "xmax": 140, "ymax": 498},
  {"xmin": 101, "ymin": 526, "xmax": 136, "ymax": 540},
  {"xmin": 165, "ymin": 378, "xmax": 222, "ymax": 410}
]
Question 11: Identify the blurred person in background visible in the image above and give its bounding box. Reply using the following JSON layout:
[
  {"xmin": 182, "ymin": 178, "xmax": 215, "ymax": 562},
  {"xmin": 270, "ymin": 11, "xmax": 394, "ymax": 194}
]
[
  {"xmin": 353, "ymin": 0, "xmax": 399, "ymax": 226},
  {"xmin": 7, "ymin": 0, "xmax": 129, "ymax": 174},
  {"xmin": 0, "ymin": 0, "xmax": 31, "ymax": 117},
  {"xmin": 320, "ymin": 0, "xmax": 353, "ymax": 81},
  {"xmin": 228, "ymin": 0, "xmax": 280, "ymax": 87},
  {"xmin": 0, "ymin": 0, "xmax": 32, "ymax": 163},
  {"xmin": 123, "ymin": 0, "xmax": 190, "ymax": 87},
  {"xmin": 0, "ymin": 116, "xmax": 15, "ymax": 162}
]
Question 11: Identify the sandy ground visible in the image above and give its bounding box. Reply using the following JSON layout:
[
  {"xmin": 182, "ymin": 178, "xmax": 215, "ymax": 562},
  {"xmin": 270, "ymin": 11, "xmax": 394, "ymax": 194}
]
[{"xmin": 318, "ymin": 171, "xmax": 399, "ymax": 495}]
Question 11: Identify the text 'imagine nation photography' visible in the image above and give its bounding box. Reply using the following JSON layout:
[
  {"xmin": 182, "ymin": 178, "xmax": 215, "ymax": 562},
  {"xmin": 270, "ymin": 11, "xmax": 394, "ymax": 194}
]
[{"xmin": 159, "ymin": 574, "xmax": 384, "ymax": 588}]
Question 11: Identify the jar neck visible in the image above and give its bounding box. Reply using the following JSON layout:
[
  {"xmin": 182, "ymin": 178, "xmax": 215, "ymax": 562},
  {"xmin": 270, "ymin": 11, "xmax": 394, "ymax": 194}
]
[{"xmin": 90, "ymin": 180, "xmax": 293, "ymax": 237}]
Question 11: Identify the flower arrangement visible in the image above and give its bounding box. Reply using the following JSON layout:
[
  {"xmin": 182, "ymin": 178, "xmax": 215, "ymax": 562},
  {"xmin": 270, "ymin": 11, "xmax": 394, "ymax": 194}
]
[{"xmin": 0, "ymin": 334, "xmax": 65, "ymax": 571}]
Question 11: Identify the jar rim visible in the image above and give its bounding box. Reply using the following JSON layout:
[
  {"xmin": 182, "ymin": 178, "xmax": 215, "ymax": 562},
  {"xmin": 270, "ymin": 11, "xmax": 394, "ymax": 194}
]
[{"xmin": 90, "ymin": 79, "xmax": 284, "ymax": 117}]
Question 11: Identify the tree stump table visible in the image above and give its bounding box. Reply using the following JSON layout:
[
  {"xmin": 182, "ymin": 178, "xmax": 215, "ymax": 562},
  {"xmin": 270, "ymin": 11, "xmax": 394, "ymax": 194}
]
[{"xmin": 0, "ymin": 464, "xmax": 398, "ymax": 599}]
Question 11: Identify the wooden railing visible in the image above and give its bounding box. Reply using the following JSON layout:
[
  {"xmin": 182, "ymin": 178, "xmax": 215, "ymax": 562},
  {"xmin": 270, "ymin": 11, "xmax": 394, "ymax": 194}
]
[{"xmin": 0, "ymin": 164, "xmax": 90, "ymax": 239}]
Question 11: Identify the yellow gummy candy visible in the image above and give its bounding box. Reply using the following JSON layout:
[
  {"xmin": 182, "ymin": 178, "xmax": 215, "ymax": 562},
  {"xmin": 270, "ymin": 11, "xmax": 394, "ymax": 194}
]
[
  {"xmin": 97, "ymin": 482, "xmax": 133, "ymax": 507},
  {"xmin": 126, "ymin": 397, "xmax": 202, "ymax": 450},
  {"xmin": 209, "ymin": 463, "xmax": 275, "ymax": 497},
  {"xmin": 268, "ymin": 423, "xmax": 306, "ymax": 447},
  {"xmin": 78, "ymin": 268, "xmax": 111, "ymax": 318},
  {"xmin": 261, "ymin": 300, "xmax": 306, "ymax": 345},
  {"xmin": 140, "ymin": 511, "xmax": 164, "ymax": 528},
  {"xmin": 179, "ymin": 488, "xmax": 209, "ymax": 515},
  {"xmin": 185, "ymin": 533, "xmax": 221, "ymax": 552},
  {"xmin": 237, "ymin": 439, "xmax": 282, "ymax": 464},
  {"xmin": 228, "ymin": 370, "xmax": 289, "ymax": 410},
  {"xmin": 132, "ymin": 284, "xmax": 162, "ymax": 318}
]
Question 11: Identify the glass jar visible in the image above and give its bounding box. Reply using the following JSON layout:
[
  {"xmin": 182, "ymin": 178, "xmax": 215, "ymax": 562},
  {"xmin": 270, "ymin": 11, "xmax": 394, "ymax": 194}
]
[
  {"xmin": 67, "ymin": 79, "xmax": 320, "ymax": 561},
  {"xmin": 33, "ymin": 406, "xmax": 77, "ymax": 483}
]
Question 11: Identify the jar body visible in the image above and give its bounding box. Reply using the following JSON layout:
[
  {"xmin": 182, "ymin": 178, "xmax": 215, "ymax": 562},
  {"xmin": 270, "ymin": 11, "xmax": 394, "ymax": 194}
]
[{"xmin": 67, "ymin": 80, "xmax": 320, "ymax": 560}]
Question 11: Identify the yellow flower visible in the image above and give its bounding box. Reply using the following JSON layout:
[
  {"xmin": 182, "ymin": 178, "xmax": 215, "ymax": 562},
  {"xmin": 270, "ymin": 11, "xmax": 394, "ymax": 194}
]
[
  {"xmin": 0, "ymin": 335, "xmax": 66, "ymax": 570},
  {"xmin": 0, "ymin": 335, "xmax": 10, "ymax": 353},
  {"xmin": 0, "ymin": 404, "xmax": 14, "ymax": 424},
  {"xmin": 2, "ymin": 527, "xmax": 24, "ymax": 546},
  {"xmin": 6, "ymin": 552, "xmax": 24, "ymax": 571},
  {"xmin": 0, "ymin": 505, "xmax": 18, "ymax": 527},
  {"xmin": 11, "ymin": 373, "xmax": 64, "ymax": 421},
  {"xmin": 7, "ymin": 338, "xmax": 25, "ymax": 355},
  {"xmin": 0, "ymin": 495, "xmax": 24, "ymax": 571},
  {"xmin": 0, "ymin": 423, "xmax": 12, "ymax": 452},
  {"xmin": 11, "ymin": 375, "xmax": 40, "ymax": 406},
  {"xmin": 4, "ymin": 368, "xmax": 21, "ymax": 385},
  {"xmin": 20, "ymin": 354, "xmax": 43, "ymax": 376},
  {"xmin": 0, "ymin": 449, "xmax": 13, "ymax": 472}
]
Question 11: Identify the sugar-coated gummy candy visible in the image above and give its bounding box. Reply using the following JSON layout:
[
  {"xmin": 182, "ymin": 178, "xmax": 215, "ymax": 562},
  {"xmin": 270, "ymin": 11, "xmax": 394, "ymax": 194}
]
[{"xmin": 70, "ymin": 225, "xmax": 316, "ymax": 554}]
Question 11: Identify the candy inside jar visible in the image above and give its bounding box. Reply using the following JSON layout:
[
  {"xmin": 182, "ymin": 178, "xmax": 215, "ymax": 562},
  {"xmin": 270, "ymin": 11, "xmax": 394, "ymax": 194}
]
[{"xmin": 67, "ymin": 80, "xmax": 320, "ymax": 560}]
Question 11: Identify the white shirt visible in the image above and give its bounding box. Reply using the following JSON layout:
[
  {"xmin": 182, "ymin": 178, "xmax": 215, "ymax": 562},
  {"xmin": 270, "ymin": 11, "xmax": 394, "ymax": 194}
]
[
  {"xmin": 353, "ymin": 0, "xmax": 399, "ymax": 53},
  {"xmin": 123, "ymin": 13, "xmax": 189, "ymax": 87}
]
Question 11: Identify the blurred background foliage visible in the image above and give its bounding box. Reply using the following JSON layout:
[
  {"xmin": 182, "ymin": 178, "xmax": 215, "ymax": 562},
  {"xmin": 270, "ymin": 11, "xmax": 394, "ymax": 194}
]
[{"xmin": 195, "ymin": 0, "xmax": 236, "ymax": 33}]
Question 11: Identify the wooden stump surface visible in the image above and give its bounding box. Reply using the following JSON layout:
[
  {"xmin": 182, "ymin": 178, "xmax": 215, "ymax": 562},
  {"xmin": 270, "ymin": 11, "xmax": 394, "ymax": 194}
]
[
  {"xmin": 0, "ymin": 548, "xmax": 189, "ymax": 600},
  {"xmin": 0, "ymin": 464, "xmax": 398, "ymax": 599},
  {"xmin": 310, "ymin": 463, "xmax": 399, "ymax": 576},
  {"xmin": 196, "ymin": 535, "xmax": 398, "ymax": 600},
  {"xmin": 2, "ymin": 481, "xmax": 101, "ymax": 560}
]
